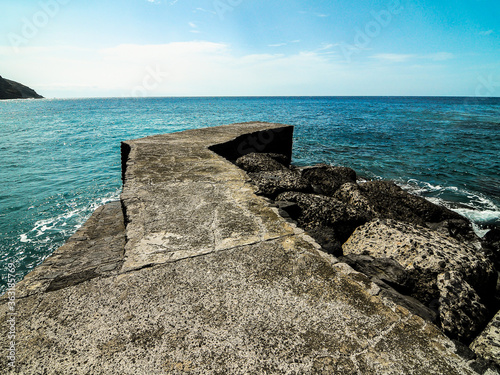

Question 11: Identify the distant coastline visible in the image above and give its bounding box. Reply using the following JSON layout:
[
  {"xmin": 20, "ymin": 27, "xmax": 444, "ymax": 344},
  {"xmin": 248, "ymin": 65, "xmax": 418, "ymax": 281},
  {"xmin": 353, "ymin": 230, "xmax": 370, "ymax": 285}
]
[{"xmin": 0, "ymin": 76, "xmax": 43, "ymax": 100}]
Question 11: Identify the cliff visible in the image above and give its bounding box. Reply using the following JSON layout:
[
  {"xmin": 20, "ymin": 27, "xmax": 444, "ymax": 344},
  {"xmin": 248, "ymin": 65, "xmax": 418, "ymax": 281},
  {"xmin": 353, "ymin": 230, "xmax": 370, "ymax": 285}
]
[
  {"xmin": 1, "ymin": 123, "xmax": 498, "ymax": 374},
  {"xmin": 0, "ymin": 76, "xmax": 43, "ymax": 100}
]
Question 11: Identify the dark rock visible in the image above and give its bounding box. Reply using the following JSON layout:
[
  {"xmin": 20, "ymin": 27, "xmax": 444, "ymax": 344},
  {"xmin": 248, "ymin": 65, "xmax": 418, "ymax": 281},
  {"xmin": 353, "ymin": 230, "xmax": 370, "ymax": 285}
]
[
  {"xmin": 248, "ymin": 170, "xmax": 311, "ymax": 198},
  {"xmin": 341, "ymin": 254, "xmax": 438, "ymax": 323},
  {"xmin": 360, "ymin": 180, "xmax": 465, "ymax": 225},
  {"xmin": 235, "ymin": 152, "xmax": 289, "ymax": 173},
  {"xmin": 333, "ymin": 182, "xmax": 376, "ymax": 217},
  {"xmin": 0, "ymin": 75, "xmax": 43, "ymax": 100},
  {"xmin": 483, "ymin": 228, "xmax": 500, "ymax": 268},
  {"xmin": 428, "ymin": 219, "xmax": 479, "ymax": 243},
  {"xmin": 485, "ymin": 228, "xmax": 500, "ymax": 244},
  {"xmin": 469, "ymin": 358, "xmax": 500, "ymax": 375},
  {"xmin": 274, "ymin": 200, "xmax": 301, "ymax": 221},
  {"xmin": 306, "ymin": 226, "xmax": 343, "ymax": 256},
  {"xmin": 341, "ymin": 254, "xmax": 414, "ymax": 294},
  {"xmin": 299, "ymin": 164, "xmax": 357, "ymax": 196},
  {"xmin": 379, "ymin": 284, "xmax": 439, "ymax": 324},
  {"xmin": 276, "ymin": 191, "xmax": 369, "ymax": 243},
  {"xmin": 358, "ymin": 180, "xmax": 478, "ymax": 242}
]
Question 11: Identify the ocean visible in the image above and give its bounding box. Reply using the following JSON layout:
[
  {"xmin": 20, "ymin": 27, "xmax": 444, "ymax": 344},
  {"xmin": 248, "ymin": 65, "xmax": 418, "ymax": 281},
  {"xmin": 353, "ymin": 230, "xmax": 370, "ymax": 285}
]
[{"xmin": 1, "ymin": 96, "xmax": 499, "ymax": 294}]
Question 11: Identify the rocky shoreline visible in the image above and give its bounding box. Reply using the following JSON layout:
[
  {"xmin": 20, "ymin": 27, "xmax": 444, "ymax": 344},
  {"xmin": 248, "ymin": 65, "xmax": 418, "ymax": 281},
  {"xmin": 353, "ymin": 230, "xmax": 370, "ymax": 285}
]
[{"xmin": 234, "ymin": 152, "xmax": 500, "ymax": 354}]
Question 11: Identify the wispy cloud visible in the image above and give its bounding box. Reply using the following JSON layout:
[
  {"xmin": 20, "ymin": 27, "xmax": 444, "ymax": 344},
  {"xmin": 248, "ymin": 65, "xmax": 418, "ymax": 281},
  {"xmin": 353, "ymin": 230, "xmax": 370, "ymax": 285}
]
[
  {"xmin": 194, "ymin": 7, "xmax": 216, "ymax": 15},
  {"xmin": 426, "ymin": 52, "xmax": 454, "ymax": 61},
  {"xmin": 268, "ymin": 40, "xmax": 302, "ymax": 48},
  {"xmin": 479, "ymin": 30, "xmax": 494, "ymax": 36},
  {"xmin": 371, "ymin": 52, "xmax": 455, "ymax": 63},
  {"xmin": 371, "ymin": 53, "xmax": 416, "ymax": 62},
  {"xmin": 189, "ymin": 22, "xmax": 200, "ymax": 33},
  {"xmin": 298, "ymin": 11, "xmax": 329, "ymax": 18}
]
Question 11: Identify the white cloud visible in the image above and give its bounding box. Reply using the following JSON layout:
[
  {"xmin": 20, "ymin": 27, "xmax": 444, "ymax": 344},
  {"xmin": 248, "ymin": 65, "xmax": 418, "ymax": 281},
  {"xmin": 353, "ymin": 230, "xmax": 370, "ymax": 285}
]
[{"xmin": 0, "ymin": 42, "xmax": 473, "ymax": 97}]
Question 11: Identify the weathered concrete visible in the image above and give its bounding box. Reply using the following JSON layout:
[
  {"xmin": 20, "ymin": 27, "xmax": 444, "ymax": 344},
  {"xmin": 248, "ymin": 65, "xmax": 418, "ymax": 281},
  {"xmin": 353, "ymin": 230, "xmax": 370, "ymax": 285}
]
[{"xmin": 1, "ymin": 122, "xmax": 496, "ymax": 374}]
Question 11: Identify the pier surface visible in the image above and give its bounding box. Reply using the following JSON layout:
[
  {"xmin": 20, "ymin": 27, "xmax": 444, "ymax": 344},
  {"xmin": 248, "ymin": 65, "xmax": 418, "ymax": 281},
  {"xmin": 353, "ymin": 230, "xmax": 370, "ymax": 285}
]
[{"xmin": 0, "ymin": 123, "xmax": 489, "ymax": 374}]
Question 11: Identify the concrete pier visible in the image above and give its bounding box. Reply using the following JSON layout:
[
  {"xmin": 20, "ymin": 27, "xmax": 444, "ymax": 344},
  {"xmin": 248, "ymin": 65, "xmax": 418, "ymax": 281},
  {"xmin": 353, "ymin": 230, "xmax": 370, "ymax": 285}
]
[{"xmin": 0, "ymin": 122, "xmax": 489, "ymax": 374}]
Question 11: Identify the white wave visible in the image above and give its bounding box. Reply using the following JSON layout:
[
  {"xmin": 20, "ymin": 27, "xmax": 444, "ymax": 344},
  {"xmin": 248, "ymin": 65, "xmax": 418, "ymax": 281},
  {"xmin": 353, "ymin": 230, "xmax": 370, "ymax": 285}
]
[
  {"xmin": 397, "ymin": 179, "xmax": 500, "ymax": 237},
  {"xmin": 19, "ymin": 189, "xmax": 121, "ymax": 244},
  {"xmin": 452, "ymin": 208, "xmax": 500, "ymax": 225}
]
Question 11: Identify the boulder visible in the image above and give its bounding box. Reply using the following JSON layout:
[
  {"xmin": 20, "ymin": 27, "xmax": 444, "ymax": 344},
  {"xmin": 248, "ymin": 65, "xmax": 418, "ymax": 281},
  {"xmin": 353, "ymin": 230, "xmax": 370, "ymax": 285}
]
[
  {"xmin": 437, "ymin": 271, "xmax": 489, "ymax": 343},
  {"xmin": 343, "ymin": 219, "xmax": 497, "ymax": 342},
  {"xmin": 306, "ymin": 226, "xmax": 343, "ymax": 256},
  {"xmin": 273, "ymin": 200, "xmax": 301, "ymax": 221},
  {"xmin": 332, "ymin": 179, "xmax": 477, "ymax": 243},
  {"xmin": 333, "ymin": 182, "xmax": 377, "ymax": 218},
  {"xmin": 428, "ymin": 219, "xmax": 480, "ymax": 244},
  {"xmin": 248, "ymin": 170, "xmax": 311, "ymax": 198},
  {"xmin": 471, "ymin": 308, "xmax": 500, "ymax": 366},
  {"xmin": 341, "ymin": 254, "xmax": 414, "ymax": 294},
  {"xmin": 341, "ymin": 254, "xmax": 438, "ymax": 323},
  {"xmin": 299, "ymin": 164, "xmax": 357, "ymax": 196},
  {"xmin": 235, "ymin": 152, "xmax": 288, "ymax": 173},
  {"xmin": 359, "ymin": 180, "xmax": 467, "ymax": 227},
  {"xmin": 483, "ymin": 228, "xmax": 500, "ymax": 269},
  {"xmin": 275, "ymin": 191, "xmax": 369, "ymax": 244}
]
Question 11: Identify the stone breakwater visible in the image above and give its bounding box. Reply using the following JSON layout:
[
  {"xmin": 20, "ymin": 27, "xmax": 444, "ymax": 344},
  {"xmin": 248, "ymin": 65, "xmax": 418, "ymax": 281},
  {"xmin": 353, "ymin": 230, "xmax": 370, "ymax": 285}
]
[
  {"xmin": 1, "ymin": 122, "xmax": 500, "ymax": 374},
  {"xmin": 235, "ymin": 152, "xmax": 500, "ymax": 345}
]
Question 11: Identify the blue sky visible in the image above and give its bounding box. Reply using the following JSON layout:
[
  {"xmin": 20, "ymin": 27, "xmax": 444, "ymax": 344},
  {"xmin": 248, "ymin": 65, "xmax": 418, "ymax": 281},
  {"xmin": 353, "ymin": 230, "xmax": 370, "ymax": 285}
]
[{"xmin": 0, "ymin": 0, "xmax": 499, "ymax": 97}]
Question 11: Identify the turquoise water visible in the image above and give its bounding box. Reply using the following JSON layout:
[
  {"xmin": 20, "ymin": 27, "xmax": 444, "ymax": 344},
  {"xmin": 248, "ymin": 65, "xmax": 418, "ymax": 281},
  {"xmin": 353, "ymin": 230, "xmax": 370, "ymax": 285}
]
[{"xmin": 1, "ymin": 96, "xmax": 499, "ymax": 293}]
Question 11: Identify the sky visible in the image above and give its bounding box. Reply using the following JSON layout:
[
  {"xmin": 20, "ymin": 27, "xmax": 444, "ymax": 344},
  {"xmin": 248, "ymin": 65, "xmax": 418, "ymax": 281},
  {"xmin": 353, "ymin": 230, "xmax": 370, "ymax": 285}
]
[{"xmin": 0, "ymin": 0, "xmax": 499, "ymax": 98}]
